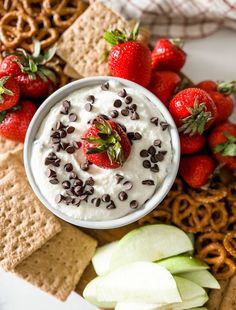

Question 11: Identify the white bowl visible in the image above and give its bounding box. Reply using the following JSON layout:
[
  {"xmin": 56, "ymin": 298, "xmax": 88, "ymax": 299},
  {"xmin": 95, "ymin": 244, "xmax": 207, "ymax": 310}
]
[{"xmin": 24, "ymin": 76, "xmax": 180, "ymax": 229}]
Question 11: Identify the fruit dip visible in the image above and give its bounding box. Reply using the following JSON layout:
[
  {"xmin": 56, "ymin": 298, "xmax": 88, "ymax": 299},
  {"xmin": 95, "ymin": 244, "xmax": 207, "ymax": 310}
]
[{"xmin": 31, "ymin": 80, "xmax": 173, "ymax": 221}]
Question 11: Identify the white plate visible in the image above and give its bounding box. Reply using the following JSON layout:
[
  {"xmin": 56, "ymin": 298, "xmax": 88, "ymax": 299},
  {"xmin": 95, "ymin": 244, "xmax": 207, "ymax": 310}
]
[{"xmin": 1, "ymin": 29, "xmax": 236, "ymax": 310}]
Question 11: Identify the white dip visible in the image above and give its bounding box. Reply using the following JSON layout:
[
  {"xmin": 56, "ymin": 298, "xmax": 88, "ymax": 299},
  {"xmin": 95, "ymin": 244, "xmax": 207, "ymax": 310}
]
[{"xmin": 31, "ymin": 80, "xmax": 173, "ymax": 221}]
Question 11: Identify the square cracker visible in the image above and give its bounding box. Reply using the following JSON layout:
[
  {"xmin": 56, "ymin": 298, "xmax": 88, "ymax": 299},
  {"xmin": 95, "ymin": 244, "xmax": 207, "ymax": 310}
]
[
  {"xmin": 15, "ymin": 220, "xmax": 97, "ymax": 301},
  {"xmin": 0, "ymin": 136, "xmax": 22, "ymax": 154},
  {"xmin": 56, "ymin": 0, "xmax": 150, "ymax": 77},
  {"xmin": 0, "ymin": 150, "xmax": 61, "ymax": 271}
]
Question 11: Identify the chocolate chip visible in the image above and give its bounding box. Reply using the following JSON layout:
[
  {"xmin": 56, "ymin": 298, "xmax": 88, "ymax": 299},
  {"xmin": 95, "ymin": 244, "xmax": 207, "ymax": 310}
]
[
  {"xmin": 74, "ymin": 198, "xmax": 81, "ymax": 206},
  {"xmin": 98, "ymin": 114, "xmax": 109, "ymax": 120},
  {"xmin": 153, "ymin": 139, "xmax": 161, "ymax": 147},
  {"xmin": 151, "ymin": 164, "xmax": 159, "ymax": 173},
  {"xmin": 46, "ymin": 169, "xmax": 56, "ymax": 178},
  {"xmin": 85, "ymin": 177, "xmax": 95, "ymax": 186},
  {"xmin": 60, "ymin": 130, "xmax": 67, "ymax": 138},
  {"xmin": 118, "ymin": 191, "xmax": 128, "ymax": 201},
  {"xmin": 106, "ymin": 201, "xmax": 116, "ymax": 209},
  {"xmin": 155, "ymin": 152, "xmax": 164, "ymax": 162},
  {"xmin": 130, "ymin": 103, "xmax": 137, "ymax": 111},
  {"xmin": 80, "ymin": 194, "xmax": 88, "ymax": 201},
  {"xmin": 115, "ymin": 174, "xmax": 124, "ymax": 184},
  {"xmin": 118, "ymin": 123, "xmax": 127, "ymax": 132},
  {"xmin": 94, "ymin": 197, "xmax": 101, "ymax": 207},
  {"xmin": 142, "ymin": 179, "xmax": 155, "ymax": 185},
  {"xmin": 160, "ymin": 121, "xmax": 169, "ymax": 130},
  {"xmin": 85, "ymin": 185, "xmax": 94, "ymax": 195},
  {"xmin": 48, "ymin": 152, "xmax": 57, "ymax": 159},
  {"xmin": 143, "ymin": 160, "xmax": 151, "ymax": 168},
  {"xmin": 65, "ymin": 196, "xmax": 74, "ymax": 205},
  {"xmin": 110, "ymin": 110, "xmax": 119, "ymax": 118},
  {"xmin": 160, "ymin": 150, "xmax": 167, "ymax": 155},
  {"xmin": 61, "ymin": 142, "xmax": 70, "ymax": 150},
  {"xmin": 150, "ymin": 155, "xmax": 158, "ymax": 163},
  {"xmin": 150, "ymin": 117, "xmax": 159, "ymax": 126},
  {"xmin": 53, "ymin": 144, "xmax": 61, "ymax": 152},
  {"xmin": 140, "ymin": 150, "xmax": 149, "ymax": 157},
  {"xmin": 80, "ymin": 162, "xmax": 89, "ymax": 171},
  {"xmin": 66, "ymin": 145, "xmax": 75, "ymax": 154},
  {"xmin": 127, "ymin": 132, "xmax": 135, "ymax": 141},
  {"xmin": 148, "ymin": 146, "xmax": 156, "ymax": 155},
  {"xmin": 69, "ymin": 171, "xmax": 78, "ymax": 179},
  {"xmin": 118, "ymin": 88, "xmax": 127, "ymax": 98},
  {"xmin": 55, "ymin": 194, "xmax": 64, "ymax": 203},
  {"xmin": 49, "ymin": 178, "xmax": 59, "ymax": 184},
  {"xmin": 52, "ymin": 159, "xmax": 61, "ymax": 167},
  {"xmin": 114, "ymin": 99, "xmax": 122, "ymax": 108},
  {"xmin": 60, "ymin": 107, "xmax": 68, "ymax": 115},
  {"xmin": 125, "ymin": 96, "xmax": 132, "ymax": 104},
  {"xmin": 74, "ymin": 186, "xmax": 83, "ymax": 196},
  {"xmin": 45, "ymin": 157, "xmax": 53, "ymax": 166},
  {"xmin": 73, "ymin": 179, "xmax": 83, "ymax": 187},
  {"xmin": 86, "ymin": 95, "xmax": 95, "ymax": 104},
  {"xmin": 68, "ymin": 113, "xmax": 77, "ymax": 122},
  {"xmin": 50, "ymin": 131, "xmax": 60, "ymax": 138},
  {"xmin": 130, "ymin": 200, "xmax": 139, "ymax": 209},
  {"xmin": 56, "ymin": 121, "xmax": 66, "ymax": 130},
  {"xmin": 123, "ymin": 181, "xmax": 133, "ymax": 191},
  {"xmin": 131, "ymin": 111, "xmax": 140, "ymax": 120},
  {"xmin": 63, "ymin": 100, "xmax": 71, "ymax": 110},
  {"xmin": 73, "ymin": 141, "xmax": 82, "ymax": 149},
  {"xmin": 121, "ymin": 108, "xmax": 129, "ymax": 116},
  {"xmin": 101, "ymin": 82, "xmax": 109, "ymax": 90},
  {"xmin": 134, "ymin": 132, "xmax": 142, "ymax": 140},
  {"xmin": 67, "ymin": 126, "xmax": 75, "ymax": 134},
  {"xmin": 85, "ymin": 103, "xmax": 92, "ymax": 112},
  {"xmin": 101, "ymin": 194, "xmax": 111, "ymax": 202},
  {"xmin": 51, "ymin": 137, "xmax": 60, "ymax": 144},
  {"xmin": 62, "ymin": 180, "xmax": 71, "ymax": 189}
]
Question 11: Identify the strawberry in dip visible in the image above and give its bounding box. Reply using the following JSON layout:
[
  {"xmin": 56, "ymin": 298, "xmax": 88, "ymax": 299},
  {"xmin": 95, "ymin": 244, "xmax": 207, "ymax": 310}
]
[{"xmin": 31, "ymin": 80, "xmax": 173, "ymax": 221}]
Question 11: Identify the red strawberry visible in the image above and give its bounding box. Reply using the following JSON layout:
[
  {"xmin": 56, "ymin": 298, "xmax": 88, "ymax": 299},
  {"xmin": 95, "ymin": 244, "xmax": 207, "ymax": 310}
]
[
  {"xmin": 82, "ymin": 118, "xmax": 131, "ymax": 169},
  {"xmin": 196, "ymin": 80, "xmax": 235, "ymax": 123},
  {"xmin": 180, "ymin": 154, "xmax": 215, "ymax": 188},
  {"xmin": 147, "ymin": 71, "xmax": 181, "ymax": 106},
  {"xmin": 0, "ymin": 100, "xmax": 36, "ymax": 143},
  {"xmin": 169, "ymin": 88, "xmax": 217, "ymax": 135},
  {"xmin": 104, "ymin": 24, "xmax": 152, "ymax": 87},
  {"xmin": 0, "ymin": 55, "xmax": 22, "ymax": 76},
  {"xmin": 180, "ymin": 133, "xmax": 205, "ymax": 155},
  {"xmin": 208, "ymin": 122, "xmax": 236, "ymax": 171},
  {"xmin": 0, "ymin": 74, "xmax": 20, "ymax": 111},
  {"xmin": 152, "ymin": 38, "xmax": 186, "ymax": 72}
]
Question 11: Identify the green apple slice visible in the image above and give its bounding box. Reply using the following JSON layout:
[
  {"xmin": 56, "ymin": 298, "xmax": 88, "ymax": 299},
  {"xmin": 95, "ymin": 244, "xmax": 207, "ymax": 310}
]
[
  {"xmin": 92, "ymin": 241, "xmax": 119, "ymax": 275},
  {"xmin": 83, "ymin": 277, "xmax": 116, "ymax": 308},
  {"xmin": 110, "ymin": 225, "xmax": 193, "ymax": 270},
  {"xmin": 178, "ymin": 270, "xmax": 220, "ymax": 289},
  {"xmin": 156, "ymin": 255, "xmax": 208, "ymax": 274},
  {"xmin": 94, "ymin": 262, "xmax": 181, "ymax": 304}
]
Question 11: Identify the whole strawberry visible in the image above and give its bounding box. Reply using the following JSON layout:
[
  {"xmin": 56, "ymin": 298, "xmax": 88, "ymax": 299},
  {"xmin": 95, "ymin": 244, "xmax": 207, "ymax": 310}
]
[
  {"xmin": 147, "ymin": 71, "xmax": 181, "ymax": 106},
  {"xmin": 82, "ymin": 118, "xmax": 131, "ymax": 169},
  {"xmin": 0, "ymin": 100, "xmax": 36, "ymax": 143},
  {"xmin": 180, "ymin": 154, "xmax": 215, "ymax": 188},
  {"xmin": 0, "ymin": 74, "xmax": 20, "ymax": 111},
  {"xmin": 208, "ymin": 122, "xmax": 236, "ymax": 171},
  {"xmin": 197, "ymin": 80, "xmax": 235, "ymax": 123},
  {"xmin": 104, "ymin": 23, "xmax": 152, "ymax": 87},
  {"xmin": 0, "ymin": 41, "xmax": 56, "ymax": 98},
  {"xmin": 169, "ymin": 88, "xmax": 217, "ymax": 135},
  {"xmin": 152, "ymin": 38, "xmax": 186, "ymax": 72},
  {"xmin": 180, "ymin": 133, "xmax": 205, "ymax": 155}
]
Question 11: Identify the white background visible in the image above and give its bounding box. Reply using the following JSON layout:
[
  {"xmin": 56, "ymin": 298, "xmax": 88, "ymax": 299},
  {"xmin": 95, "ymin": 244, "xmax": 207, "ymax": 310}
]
[{"xmin": 0, "ymin": 29, "xmax": 236, "ymax": 310}]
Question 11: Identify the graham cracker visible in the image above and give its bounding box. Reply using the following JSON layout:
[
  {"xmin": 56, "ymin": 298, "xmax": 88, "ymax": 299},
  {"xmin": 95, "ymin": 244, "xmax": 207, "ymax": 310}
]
[
  {"xmin": 56, "ymin": 0, "xmax": 150, "ymax": 77},
  {"xmin": 64, "ymin": 63, "xmax": 81, "ymax": 79},
  {"xmin": 207, "ymin": 279, "xmax": 230, "ymax": 310},
  {"xmin": 219, "ymin": 275, "xmax": 236, "ymax": 309},
  {"xmin": 0, "ymin": 150, "xmax": 61, "ymax": 271},
  {"xmin": 15, "ymin": 220, "xmax": 97, "ymax": 301},
  {"xmin": 0, "ymin": 136, "xmax": 22, "ymax": 154}
]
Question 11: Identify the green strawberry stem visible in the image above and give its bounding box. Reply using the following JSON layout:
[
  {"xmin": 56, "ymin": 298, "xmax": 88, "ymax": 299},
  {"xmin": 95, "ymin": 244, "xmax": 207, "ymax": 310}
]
[
  {"xmin": 83, "ymin": 119, "xmax": 125, "ymax": 165},
  {"xmin": 215, "ymin": 132, "xmax": 236, "ymax": 156},
  {"xmin": 217, "ymin": 80, "xmax": 236, "ymax": 95},
  {"xmin": 169, "ymin": 38, "xmax": 185, "ymax": 49},
  {"xmin": 104, "ymin": 22, "xmax": 140, "ymax": 46},
  {"xmin": 0, "ymin": 76, "xmax": 13, "ymax": 103},
  {"xmin": 178, "ymin": 98, "xmax": 212, "ymax": 136}
]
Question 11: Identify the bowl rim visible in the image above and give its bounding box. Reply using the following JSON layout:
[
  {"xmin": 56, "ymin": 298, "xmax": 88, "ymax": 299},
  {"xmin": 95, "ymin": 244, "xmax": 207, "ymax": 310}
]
[{"xmin": 24, "ymin": 76, "xmax": 180, "ymax": 229}]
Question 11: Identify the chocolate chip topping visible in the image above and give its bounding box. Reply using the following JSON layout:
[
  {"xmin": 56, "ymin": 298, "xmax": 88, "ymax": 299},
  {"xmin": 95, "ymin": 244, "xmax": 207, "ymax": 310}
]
[
  {"xmin": 50, "ymin": 131, "xmax": 60, "ymax": 138},
  {"xmin": 55, "ymin": 194, "xmax": 64, "ymax": 203},
  {"xmin": 85, "ymin": 185, "xmax": 94, "ymax": 195},
  {"xmin": 150, "ymin": 117, "xmax": 159, "ymax": 126},
  {"xmin": 62, "ymin": 180, "xmax": 71, "ymax": 189},
  {"xmin": 127, "ymin": 132, "xmax": 135, "ymax": 141},
  {"xmin": 56, "ymin": 121, "xmax": 66, "ymax": 130},
  {"xmin": 102, "ymin": 194, "xmax": 110, "ymax": 202},
  {"xmin": 155, "ymin": 152, "xmax": 165, "ymax": 161},
  {"xmin": 73, "ymin": 141, "xmax": 82, "ymax": 149},
  {"xmin": 51, "ymin": 137, "xmax": 60, "ymax": 144},
  {"xmin": 52, "ymin": 144, "xmax": 61, "ymax": 152},
  {"xmin": 140, "ymin": 150, "xmax": 149, "ymax": 157},
  {"xmin": 69, "ymin": 171, "xmax": 78, "ymax": 179},
  {"xmin": 154, "ymin": 139, "xmax": 162, "ymax": 147},
  {"xmin": 134, "ymin": 132, "xmax": 142, "ymax": 140},
  {"xmin": 61, "ymin": 142, "xmax": 69, "ymax": 150},
  {"xmin": 85, "ymin": 102, "xmax": 92, "ymax": 112},
  {"xmin": 85, "ymin": 177, "xmax": 95, "ymax": 186},
  {"xmin": 63, "ymin": 100, "xmax": 71, "ymax": 110},
  {"xmin": 150, "ymin": 155, "xmax": 158, "ymax": 163},
  {"xmin": 98, "ymin": 114, "xmax": 109, "ymax": 120},
  {"xmin": 130, "ymin": 200, "xmax": 139, "ymax": 209},
  {"xmin": 114, "ymin": 99, "xmax": 122, "ymax": 108},
  {"xmin": 118, "ymin": 123, "xmax": 127, "ymax": 132},
  {"xmin": 143, "ymin": 160, "xmax": 151, "ymax": 168},
  {"xmin": 148, "ymin": 146, "xmax": 156, "ymax": 155},
  {"xmin": 121, "ymin": 108, "xmax": 129, "ymax": 116},
  {"xmin": 118, "ymin": 88, "xmax": 127, "ymax": 98},
  {"xmin": 151, "ymin": 164, "xmax": 159, "ymax": 173},
  {"xmin": 49, "ymin": 178, "xmax": 59, "ymax": 184},
  {"xmin": 131, "ymin": 111, "xmax": 140, "ymax": 120},
  {"xmin": 142, "ymin": 179, "xmax": 155, "ymax": 185},
  {"xmin": 101, "ymin": 82, "xmax": 109, "ymax": 91},
  {"xmin": 73, "ymin": 179, "xmax": 83, "ymax": 187},
  {"xmin": 106, "ymin": 201, "xmax": 116, "ymax": 209},
  {"xmin": 80, "ymin": 161, "xmax": 89, "ymax": 171},
  {"xmin": 118, "ymin": 191, "xmax": 128, "ymax": 201},
  {"xmin": 93, "ymin": 197, "xmax": 101, "ymax": 207},
  {"xmin": 160, "ymin": 121, "xmax": 169, "ymax": 130},
  {"xmin": 125, "ymin": 96, "xmax": 132, "ymax": 104},
  {"xmin": 123, "ymin": 181, "xmax": 133, "ymax": 191},
  {"xmin": 115, "ymin": 174, "xmax": 124, "ymax": 184},
  {"xmin": 66, "ymin": 145, "xmax": 75, "ymax": 154},
  {"xmin": 69, "ymin": 113, "xmax": 77, "ymax": 122},
  {"xmin": 46, "ymin": 169, "xmax": 56, "ymax": 178},
  {"xmin": 86, "ymin": 95, "xmax": 95, "ymax": 104},
  {"xmin": 74, "ymin": 186, "xmax": 83, "ymax": 196},
  {"xmin": 130, "ymin": 103, "xmax": 137, "ymax": 111},
  {"xmin": 67, "ymin": 126, "xmax": 75, "ymax": 134},
  {"xmin": 110, "ymin": 110, "xmax": 119, "ymax": 118}
]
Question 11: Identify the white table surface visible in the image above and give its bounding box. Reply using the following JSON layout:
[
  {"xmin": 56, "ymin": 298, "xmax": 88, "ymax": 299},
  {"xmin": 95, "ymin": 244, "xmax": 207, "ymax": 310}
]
[{"xmin": 0, "ymin": 28, "xmax": 236, "ymax": 310}]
